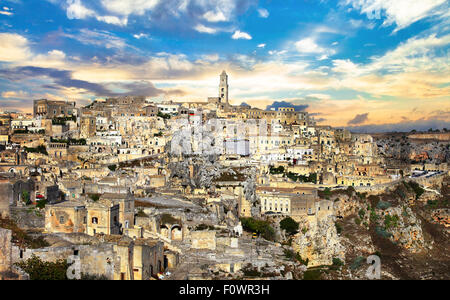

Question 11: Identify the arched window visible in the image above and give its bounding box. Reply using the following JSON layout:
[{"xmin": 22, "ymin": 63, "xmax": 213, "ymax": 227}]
[{"xmin": 92, "ymin": 217, "xmax": 98, "ymax": 224}]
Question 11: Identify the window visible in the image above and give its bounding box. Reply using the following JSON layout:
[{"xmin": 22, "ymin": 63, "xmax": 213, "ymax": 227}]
[
  {"xmin": 59, "ymin": 216, "xmax": 65, "ymax": 223},
  {"xmin": 92, "ymin": 217, "xmax": 98, "ymax": 224}
]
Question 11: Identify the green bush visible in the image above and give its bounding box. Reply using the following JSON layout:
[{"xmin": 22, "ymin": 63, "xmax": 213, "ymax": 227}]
[
  {"xmin": 241, "ymin": 217, "xmax": 275, "ymax": 241},
  {"xmin": 351, "ymin": 256, "xmax": 365, "ymax": 270},
  {"xmin": 335, "ymin": 222, "xmax": 342, "ymax": 234},
  {"xmin": 24, "ymin": 145, "xmax": 48, "ymax": 155},
  {"xmin": 332, "ymin": 257, "xmax": 344, "ymax": 267},
  {"xmin": 280, "ymin": 217, "xmax": 299, "ymax": 235},
  {"xmin": 376, "ymin": 201, "xmax": 391, "ymax": 210},
  {"xmin": 406, "ymin": 181, "xmax": 424, "ymax": 199},
  {"xmin": 88, "ymin": 194, "xmax": 100, "ymax": 202},
  {"xmin": 269, "ymin": 166, "xmax": 285, "ymax": 175},
  {"xmin": 21, "ymin": 190, "xmax": 31, "ymax": 205},
  {"xmin": 384, "ymin": 214, "xmax": 400, "ymax": 230},
  {"xmin": 358, "ymin": 208, "xmax": 366, "ymax": 219},
  {"xmin": 36, "ymin": 199, "xmax": 47, "ymax": 209},
  {"xmin": 375, "ymin": 226, "xmax": 393, "ymax": 238},
  {"xmin": 15, "ymin": 255, "xmax": 70, "ymax": 280}
]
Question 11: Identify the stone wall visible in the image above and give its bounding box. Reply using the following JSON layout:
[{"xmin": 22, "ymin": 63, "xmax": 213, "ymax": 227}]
[
  {"xmin": 0, "ymin": 228, "xmax": 12, "ymax": 272},
  {"xmin": 0, "ymin": 181, "xmax": 12, "ymax": 218},
  {"xmin": 190, "ymin": 230, "xmax": 216, "ymax": 250}
]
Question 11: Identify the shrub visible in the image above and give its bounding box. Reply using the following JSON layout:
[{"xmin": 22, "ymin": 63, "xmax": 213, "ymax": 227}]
[
  {"xmin": 280, "ymin": 217, "xmax": 299, "ymax": 235},
  {"xmin": 351, "ymin": 256, "xmax": 365, "ymax": 270},
  {"xmin": 88, "ymin": 194, "xmax": 100, "ymax": 202},
  {"xmin": 319, "ymin": 187, "xmax": 332, "ymax": 199},
  {"xmin": 375, "ymin": 226, "xmax": 393, "ymax": 238},
  {"xmin": 36, "ymin": 199, "xmax": 47, "ymax": 209},
  {"xmin": 108, "ymin": 165, "xmax": 117, "ymax": 171},
  {"xmin": 335, "ymin": 222, "xmax": 342, "ymax": 234},
  {"xmin": 332, "ymin": 257, "xmax": 344, "ymax": 267},
  {"xmin": 406, "ymin": 181, "xmax": 424, "ymax": 199},
  {"xmin": 376, "ymin": 201, "xmax": 391, "ymax": 210},
  {"xmin": 24, "ymin": 145, "xmax": 48, "ymax": 155},
  {"xmin": 21, "ymin": 190, "xmax": 31, "ymax": 205},
  {"xmin": 241, "ymin": 217, "xmax": 275, "ymax": 241},
  {"xmin": 15, "ymin": 255, "xmax": 70, "ymax": 280},
  {"xmin": 269, "ymin": 166, "xmax": 285, "ymax": 175},
  {"xmin": 384, "ymin": 214, "xmax": 400, "ymax": 230},
  {"xmin": 358, "ymin": 208, "xmax": 366, "ymax": 219}
]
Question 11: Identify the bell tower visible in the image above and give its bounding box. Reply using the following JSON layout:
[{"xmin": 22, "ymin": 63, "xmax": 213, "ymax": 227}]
[{"xmin": 219, "ymin": 70, "xmax": 229, "ymax": 104}]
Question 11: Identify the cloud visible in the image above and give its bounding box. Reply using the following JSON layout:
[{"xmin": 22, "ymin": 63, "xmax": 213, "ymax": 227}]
[
  {"xmin": 100, "ymin": 0, "xmax": 160, "ymax": 16},
  {"xmin": 348, "ymin": 113, "xmax": 369, "ymax": 125},
  {"xmin": 133, "ymin": 33, "xmax": 149, "ymax": 39},
  {"xmin": 257, "ymin": 43, "xmax": 266, "ymax": 48},
  {"xmin": 0, "ymin": 66, "xmax": 174, "ymax": 98},
  {"xmin": 0, "ymin": 33, "xmax": 31, "ymax": 62},
  {"xmin": 96, "ymin": 15, "xmax": 128, "ymax": 26},
  {"xmin": 232, "ymin": 30, "xmax": 252, "ymax": 40},
  {"xmin": 194, "ymin": 24, "xmax": 217, "ymax": 34},
  {"xmin": 257, "ymin": 8, "xmax": 269, "ymax": 18},
  {"xmin": 63, "ymin": 29, "xmax": 127, "ymax": 49},
  {"xmin": 66, "ymin": 0, "xmax": 95, "ymax": 19},
  {"xmin": 203, "ymin": 10, "xmax": 227, "ymax": 22},
  {"xmin": 342, "ymin": 0, "xmax": 448, "ymax": 31},
  {"xmin": 295, "ymin": 38, "xmax": 325, "ymax": 53},
  {"xmin": 0, "ymin": 8, "xmax": 13, "ymax": 16}
]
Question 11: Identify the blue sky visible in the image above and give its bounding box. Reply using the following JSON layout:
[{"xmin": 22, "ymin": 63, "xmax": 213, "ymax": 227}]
[{"xmin": 0, "ymin": 0, "xmax": 449, "ymax": 131}]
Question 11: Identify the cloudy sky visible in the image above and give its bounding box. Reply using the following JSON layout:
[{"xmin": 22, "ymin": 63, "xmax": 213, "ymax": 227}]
[{"xmin": 0, "ymin": 0, "xmax": 449, "ymax": 131}]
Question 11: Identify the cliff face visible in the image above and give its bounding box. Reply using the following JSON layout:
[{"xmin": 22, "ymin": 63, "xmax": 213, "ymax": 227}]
[
  {"xmin": 288, "ymin": 178, "xmax": 449, "ymax": 279},
  {"xmin": 292, "ymin": 213, "xmax": 345, "ymax": 267},
  {"xmin": 408, "ymin": 132, "xmax": 450, "ymax": 141}
]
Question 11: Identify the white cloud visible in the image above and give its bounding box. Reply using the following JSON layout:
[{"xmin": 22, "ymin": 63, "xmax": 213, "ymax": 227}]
[
  {"xmin": 232, "ymin": 30, "xmax": 252, "ymax": 40},
  {"xmin": 194, "ymin": 24, "xmax": 217, "ymax": 34},
  {"xmin": 201, "ymin": 54, "xmax": 220, "ymax": 62},
  {"xmin": 0, "ymin": 9, "xmax": 13, "ymax": 16},
  {"xmin": 203, "ymin": 10, "xmax": 227, "ymax": 22},
  {"xmin": 133, "ymin": 33, "xmax": 149, "ymax": 39},
  {"xmin": 295, "ymin": 38, "xmax": 325, "ymax": 53},
  {"xmin": 257, "ymin": 8, "xmax": 269, "ymax": 18},
  {"xmin": 257, "ymin": 43, "xmax": 266, "ymax": 48},
  {"xmin": 100, "ymin": 0, "xmax": 160, "ymax": 16},
  {"xmin": 96, "ymin": 15, "xmax": 128, "ymax": 26},
  {"xmin": 342, "ymin": 0, "xmax": 448, "ymax": 31},
  {"xmin": 0, "ymin": 33, "xmax": 31, "ymax": 62},
  {"xmin": 63, "ymin": 29, "xmax": 127, "ymax": 49},
  {"xmin": 66, "ymin": 0, "xmax": 95, "ymax": 19}
]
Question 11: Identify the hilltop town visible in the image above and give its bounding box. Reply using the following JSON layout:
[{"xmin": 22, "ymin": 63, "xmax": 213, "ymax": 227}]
[{"xmin": 0, "ymin": 72, "xmax": 448, "ymax": 280}]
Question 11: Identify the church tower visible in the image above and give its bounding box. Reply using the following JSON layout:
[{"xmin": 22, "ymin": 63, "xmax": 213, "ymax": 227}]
[{"xmin": 219, "ymin": 70, "xmax": 229, "ymax": 104}]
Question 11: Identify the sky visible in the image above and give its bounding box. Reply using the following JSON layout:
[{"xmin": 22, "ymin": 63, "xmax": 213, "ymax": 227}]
[{"xmin": 0, "ymin": 0, "xmax": 449, "ymax": 132}]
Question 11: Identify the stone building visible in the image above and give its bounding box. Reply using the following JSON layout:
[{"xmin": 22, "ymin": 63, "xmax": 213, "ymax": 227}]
[{"xmin": 33, "ymin": 99, "xmax": 77, "ymax": 119}]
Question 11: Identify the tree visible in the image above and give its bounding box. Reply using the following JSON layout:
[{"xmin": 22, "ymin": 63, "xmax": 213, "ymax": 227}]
[
  {"xmin": 15, "ymin": 255, "xmax": 70, "ymax": 280},
  {"xmin": 280, "ymin": 217, "xmax": 299, "ymax": 235},
  {"xmin": 21, "ymin": 190, "xmax": 31, "ymax": 205}
]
